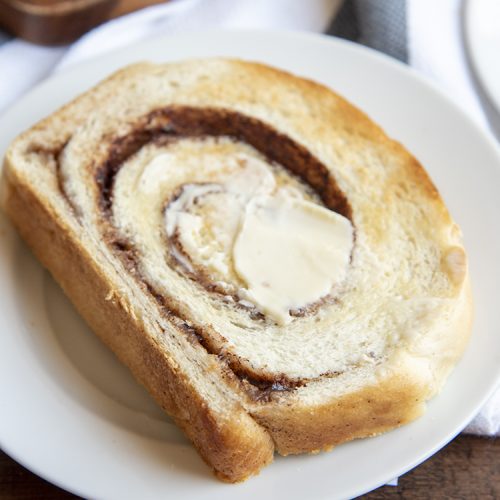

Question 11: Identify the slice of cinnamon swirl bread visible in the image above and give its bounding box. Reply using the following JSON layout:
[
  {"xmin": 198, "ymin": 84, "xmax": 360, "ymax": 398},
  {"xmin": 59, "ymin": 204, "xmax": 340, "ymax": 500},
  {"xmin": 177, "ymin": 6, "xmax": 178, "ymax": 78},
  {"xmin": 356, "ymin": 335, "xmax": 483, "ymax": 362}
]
[{"xmin": 1, "ymin": 59, "xmax": 472, "ymax": 482}]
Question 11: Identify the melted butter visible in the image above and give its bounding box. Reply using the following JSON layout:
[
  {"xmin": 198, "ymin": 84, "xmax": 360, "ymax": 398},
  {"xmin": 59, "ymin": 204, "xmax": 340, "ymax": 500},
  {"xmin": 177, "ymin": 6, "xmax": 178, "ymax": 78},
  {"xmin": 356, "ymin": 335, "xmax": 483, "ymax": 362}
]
[
  {"xmin": 163, "ymin": 157, "xmax": 277, "ymax": 281},
  {"xmin": 153, "ymin": 139, "xmax": 352, "ymax": 324},
  {"xmin": 233, "ymin": 194, "xmax": 353, "ymax": 325}
]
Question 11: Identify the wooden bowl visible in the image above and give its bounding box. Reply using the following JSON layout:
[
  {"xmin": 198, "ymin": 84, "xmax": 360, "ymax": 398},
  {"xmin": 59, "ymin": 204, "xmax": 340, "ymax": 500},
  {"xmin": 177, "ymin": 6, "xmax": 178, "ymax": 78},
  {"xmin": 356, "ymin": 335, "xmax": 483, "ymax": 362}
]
[{"xmin": 0, "ymin": 0, "xmax": 168, "ymax": 45}]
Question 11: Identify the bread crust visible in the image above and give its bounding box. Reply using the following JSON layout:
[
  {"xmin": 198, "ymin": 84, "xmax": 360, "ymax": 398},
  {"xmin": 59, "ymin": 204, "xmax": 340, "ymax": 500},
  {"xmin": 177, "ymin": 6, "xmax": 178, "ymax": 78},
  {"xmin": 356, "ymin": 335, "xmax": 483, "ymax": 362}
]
[
  {"xmin": 1, "ymin": 58, "xmax": 473, "ymax": 481},
  {"xmin": 2, "ymin": 169, "xmax": 274, "ymax": 482},
  {"xmin": 252, "ymin": 280, "xmax": 473, "ymax": 455}
]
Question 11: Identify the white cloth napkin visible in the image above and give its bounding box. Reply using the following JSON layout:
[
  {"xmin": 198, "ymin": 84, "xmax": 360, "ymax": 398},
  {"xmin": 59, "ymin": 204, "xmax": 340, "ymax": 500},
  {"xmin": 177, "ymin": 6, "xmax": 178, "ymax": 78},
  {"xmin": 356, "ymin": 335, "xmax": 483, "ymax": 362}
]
[{"xmin": 0, "ymin": 0, "xmax": 498, "ymax": 437}]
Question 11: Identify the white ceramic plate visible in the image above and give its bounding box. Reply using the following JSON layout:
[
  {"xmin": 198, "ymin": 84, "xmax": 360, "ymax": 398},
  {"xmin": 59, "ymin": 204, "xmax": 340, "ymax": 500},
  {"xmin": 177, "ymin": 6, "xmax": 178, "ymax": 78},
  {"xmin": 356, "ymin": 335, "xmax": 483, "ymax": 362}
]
[
  {"xmin": 464, "ymin": 0, "xmax": 500, "ymax": 113},
  {"xmin": 1, "ymin": 30, "xmax": 500, "ymax": 500}
]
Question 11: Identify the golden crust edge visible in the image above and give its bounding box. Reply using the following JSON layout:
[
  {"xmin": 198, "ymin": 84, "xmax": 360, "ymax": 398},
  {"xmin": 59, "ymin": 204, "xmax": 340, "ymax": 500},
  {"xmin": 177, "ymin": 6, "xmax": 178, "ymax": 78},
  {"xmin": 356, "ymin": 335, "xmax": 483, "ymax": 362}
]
[
  {"xmin": 251, "ymin": 278, "xmax": 473, "ymax": 455},
  {"xmin": 6, "ymin": 57, "xmax": 450, "ymax": 228},
  {"xmin": 1, "ymin": 165, "xmax": 275, "ymax": 483}
]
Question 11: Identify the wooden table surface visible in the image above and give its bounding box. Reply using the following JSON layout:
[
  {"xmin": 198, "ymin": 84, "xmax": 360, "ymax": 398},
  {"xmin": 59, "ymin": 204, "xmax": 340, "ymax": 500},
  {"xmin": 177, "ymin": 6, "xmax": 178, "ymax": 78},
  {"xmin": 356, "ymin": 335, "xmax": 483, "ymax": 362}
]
[{"xmin": 1, "ymin": 434, "xmax": 498, "ymax": 498}]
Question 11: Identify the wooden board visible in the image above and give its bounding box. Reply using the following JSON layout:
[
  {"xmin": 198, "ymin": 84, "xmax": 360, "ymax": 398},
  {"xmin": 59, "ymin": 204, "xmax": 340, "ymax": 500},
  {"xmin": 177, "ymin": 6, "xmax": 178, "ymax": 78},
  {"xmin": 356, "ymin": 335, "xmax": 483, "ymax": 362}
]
[{"xmin": 0, "ymin": 0, "xmax": 167, "ymax": 45}]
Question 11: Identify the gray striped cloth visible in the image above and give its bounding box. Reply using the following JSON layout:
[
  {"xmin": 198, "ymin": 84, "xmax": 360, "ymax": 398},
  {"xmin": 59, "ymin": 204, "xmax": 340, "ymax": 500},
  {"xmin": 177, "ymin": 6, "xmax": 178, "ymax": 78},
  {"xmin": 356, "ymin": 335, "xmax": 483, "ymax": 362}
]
[{"xmin": 327, "ymin": 0, "xmax": 407, "ymax": 62}]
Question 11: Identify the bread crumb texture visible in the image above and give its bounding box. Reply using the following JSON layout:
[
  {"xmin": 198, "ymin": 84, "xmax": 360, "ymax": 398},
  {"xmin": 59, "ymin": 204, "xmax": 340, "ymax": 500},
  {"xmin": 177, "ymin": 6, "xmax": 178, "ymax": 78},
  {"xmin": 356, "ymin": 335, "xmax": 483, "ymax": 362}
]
[{"xmin": 1, "ymin": 59, "xmax": 472, "ymax": 482}]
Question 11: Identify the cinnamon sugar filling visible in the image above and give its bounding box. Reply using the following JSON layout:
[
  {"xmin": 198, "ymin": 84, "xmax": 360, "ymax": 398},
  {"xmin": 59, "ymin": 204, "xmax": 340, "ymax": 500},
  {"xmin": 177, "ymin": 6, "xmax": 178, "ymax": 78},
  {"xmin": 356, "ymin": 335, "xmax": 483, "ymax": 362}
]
[{"xmin": 56, "ymin": 106, "xmax": 354, "ymax": 395}]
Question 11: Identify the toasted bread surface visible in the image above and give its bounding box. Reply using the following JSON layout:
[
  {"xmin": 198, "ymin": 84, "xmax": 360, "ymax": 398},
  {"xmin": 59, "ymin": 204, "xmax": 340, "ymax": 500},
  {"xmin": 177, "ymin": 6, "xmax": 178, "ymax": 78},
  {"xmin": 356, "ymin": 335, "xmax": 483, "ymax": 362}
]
[{"xmin": 2, "ymin": 59, "xmax": 472, "ymax": 481}]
